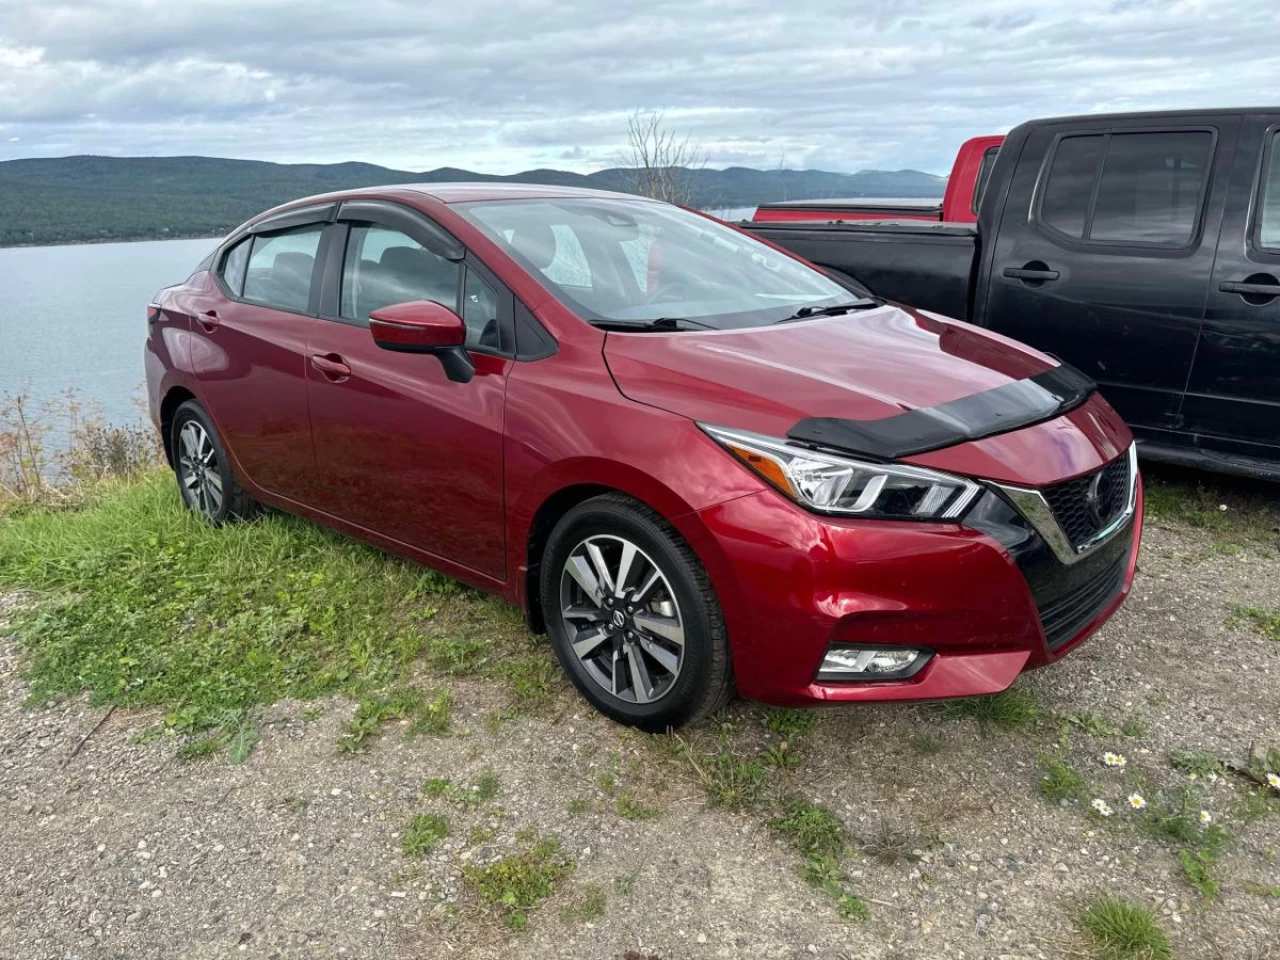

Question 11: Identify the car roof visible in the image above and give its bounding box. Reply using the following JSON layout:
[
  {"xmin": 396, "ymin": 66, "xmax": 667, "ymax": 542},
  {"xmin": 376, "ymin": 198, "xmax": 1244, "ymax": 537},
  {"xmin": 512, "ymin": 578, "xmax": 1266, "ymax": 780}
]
[{"xmin": 386, "ymin": 182, "xmax": 652, "ymax": 204}]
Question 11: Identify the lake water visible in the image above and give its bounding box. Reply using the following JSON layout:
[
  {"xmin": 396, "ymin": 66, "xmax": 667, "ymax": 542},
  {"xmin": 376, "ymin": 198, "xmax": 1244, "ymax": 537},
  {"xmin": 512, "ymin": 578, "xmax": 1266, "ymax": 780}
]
[{"xmin": 0, "ymin": 237, "xmax": 219, "ymax": 430}]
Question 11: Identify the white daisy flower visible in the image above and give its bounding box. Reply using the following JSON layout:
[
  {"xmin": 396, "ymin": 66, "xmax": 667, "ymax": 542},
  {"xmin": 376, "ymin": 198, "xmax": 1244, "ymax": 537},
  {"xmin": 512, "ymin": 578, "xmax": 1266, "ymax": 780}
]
[
  {"xmin": 1267, "ymin": 772, "xmax": 1280, "ymax": 791},
  {"xmin": 1091, "ymin": 799, "xmax": 1114, "ymax": 817},
  {"xmin": 1127, "ymin": 793, "xmax": 1147, "ymax": 810},
  {"xmin": 1102, "ymin": 752, "xmax": 1127, "ymax": 768},
  {"xmin": 1198, "ymin": 810, "xmax": 1212, "ymax": 824}
]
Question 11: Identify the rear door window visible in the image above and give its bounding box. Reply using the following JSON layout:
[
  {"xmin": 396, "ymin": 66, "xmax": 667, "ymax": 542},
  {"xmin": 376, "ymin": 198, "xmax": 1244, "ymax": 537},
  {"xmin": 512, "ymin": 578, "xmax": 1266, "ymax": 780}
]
[
  {"xmin": 1037, "ymin": 130, "xmax": 1214, "ymax": 246},
  {"xmin": 972, "ymin": 146, "xmax": 1000, "ymax": 215},
  {"xmin": 242, "ymin": 225, "xmax": 325, "ymax": 313},
  {"xmin": 1257, "ymin": 130, "xmax": 1280, "ymax": 251},
  {"xmin": 1040, "ymin": 136, "xmax": 1104, "ymax": 239},
  {"xmin": 1089, "ymin": 132, "xmax": 1213, "ymax": 244}
]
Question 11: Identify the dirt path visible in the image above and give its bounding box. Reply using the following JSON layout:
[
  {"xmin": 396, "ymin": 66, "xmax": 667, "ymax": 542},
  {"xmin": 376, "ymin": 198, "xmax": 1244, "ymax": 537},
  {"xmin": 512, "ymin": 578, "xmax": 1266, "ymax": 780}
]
[{"xmin": 2, "ymin": 520, "xmax": 1279, "ymax": 960}]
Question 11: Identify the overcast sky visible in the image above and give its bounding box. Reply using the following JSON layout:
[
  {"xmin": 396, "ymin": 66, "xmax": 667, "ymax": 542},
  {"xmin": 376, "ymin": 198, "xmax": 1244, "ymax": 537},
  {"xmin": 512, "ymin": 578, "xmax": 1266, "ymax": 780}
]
[{"xmin": 1, "ymin": 0, "xmax": 1276, "ymax": 175}]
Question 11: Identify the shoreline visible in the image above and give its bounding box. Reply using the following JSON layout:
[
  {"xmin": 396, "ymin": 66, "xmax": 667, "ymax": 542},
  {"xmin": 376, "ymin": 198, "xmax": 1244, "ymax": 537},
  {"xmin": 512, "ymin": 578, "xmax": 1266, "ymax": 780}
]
[{"xmin": 0, "ymin": 233, "xmax": 227, "ymax": 251}]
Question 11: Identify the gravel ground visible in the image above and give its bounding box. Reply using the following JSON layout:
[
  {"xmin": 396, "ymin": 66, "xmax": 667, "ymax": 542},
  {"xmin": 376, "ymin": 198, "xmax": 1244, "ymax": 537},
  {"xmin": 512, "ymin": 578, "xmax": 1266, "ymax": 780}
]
[{"xmin": 2, "ymin": 510, "xmax": 1279, "ymax": 959}]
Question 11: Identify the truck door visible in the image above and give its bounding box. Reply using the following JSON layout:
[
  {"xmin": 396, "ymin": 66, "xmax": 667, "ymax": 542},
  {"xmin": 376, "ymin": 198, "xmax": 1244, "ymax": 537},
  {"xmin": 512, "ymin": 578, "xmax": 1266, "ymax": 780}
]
[
  {"xmin": 979, "ymin": 116, "xmax": 1239, "ymax": 441},
  {"xmin": 1184, "ymin": 113, "xmax": 1280, "ymax": 463}
]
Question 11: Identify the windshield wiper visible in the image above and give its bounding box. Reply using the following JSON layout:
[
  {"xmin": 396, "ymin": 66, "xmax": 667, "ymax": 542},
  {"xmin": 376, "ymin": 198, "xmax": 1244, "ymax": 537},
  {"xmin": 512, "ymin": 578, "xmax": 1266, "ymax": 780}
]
[
  {"xmin": 773, "ymin": 300, "xmax": 880, "ymax": 324},
  {"xmin": 590, "ymin": 316, "xmax": 717, "ymax": 332}
]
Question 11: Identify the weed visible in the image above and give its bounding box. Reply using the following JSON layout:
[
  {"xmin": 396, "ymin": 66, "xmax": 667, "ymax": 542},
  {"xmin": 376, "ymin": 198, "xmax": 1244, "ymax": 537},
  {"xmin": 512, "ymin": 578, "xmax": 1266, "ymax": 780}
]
[
  {"xmin": 176, "ymin": 735, "xmax": 220, "ymax": 760},
  {"xmin": 770, "ymin": 798, "xmax": 845, "ymax": 858},
  {"xmin": 422, "ymin": 777, "xmax": 452, "ymax": 798},
  {"xmin": 402, "ymin": 813, "xmax": 449, "ymax": 857},
  {"xmin": 1067, "ymin": 711, "xmax": 1118, "ymax": 738},
  {"xmin": 763, "ymin": 741, "xmax": 802, "ymax": 770},
  {"xmin": 596, "ymin": 772, "xmax": 617, "ymax": 794},
  {"xmin": 566, "ymin": 798, "xmax": 593, "ymax": 815},
  {"xmin": 464, "ymin": 835, "xmax": 574, "ymax": 930},
  {"xmin": 760, "ymin": 706, "xmax": 818, "ymax": 739},
  {"xmin": 1121, "ymin": 717, "xmax": 1147, "ymax": 739},
  {"xmin": 1078, "ymin": 897, "xmax": 1172, "ymax": 960},
  {"xmin": 1139, "ymin": 790, "xmax": 1232, "ymax": 853},
  {"xmin": 426, "ymin": 634, "xmax": 491, "ymax": 675},
  {"xmin": 300, "ymin": 706, "xmax": 324, "ymax": 722},
  {"xmin": 1169, "ymin": 748, "xmax": 1225, "ymax": 779},
  {"xmin": 837, "ymin": 893, "xmax": 871, "ymax": 921},
  {"xmin": 468, "ymin": 825, "xmax": 496, "ymax": 845},
  {"xmin": 861, "ymin": 820, "xmax": 923, "ymax": 865},
  {"xmin": 454, "ymin": 773, "xmax": 500, "ymax": 805},
  {"xmin": 1242, "ymin": 880, "xmax": 1280, "ymax": 898},
  {"xmin": 1230, "ymin": 604, "xmax": 1280, "ymax": 641},
  {"xmin": 942, "ymin": 685, "xmax": 1039, "ymax": 729},
  {"xmin": 499, "ymin": 651, "xmax": 559, "ymax": 708},
  {"xmin": 1038, "ymin": 754, "xmax": 1087, "ymax": 804},
  {"xmin": 698, "ymin": 750, "xmax": 768, "ymax": 809},
  {"xmin": 1178, "ymin": 849, "xmax": 1219, "ymax": 901},
  {"xmin": 613, "ymin": 874, "xmax": 635, "ymax": 896},
  {"xmin": 342, "ymin": 686, "xmax": 446, "ymax": 752},
  {"xmin": 558, "ymin": 884, "xmax": 606, "ymax": 924},
  {"xmin": 615, "ymin": 794, "xmax": 660, "ymax": 820}
]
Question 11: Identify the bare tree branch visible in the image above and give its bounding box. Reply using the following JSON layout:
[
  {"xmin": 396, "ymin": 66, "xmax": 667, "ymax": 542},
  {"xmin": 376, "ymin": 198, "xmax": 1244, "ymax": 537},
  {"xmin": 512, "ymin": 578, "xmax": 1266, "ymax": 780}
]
[{"xmin": 623, "ymin": 109, "xmax": 707, "ymax": 207}]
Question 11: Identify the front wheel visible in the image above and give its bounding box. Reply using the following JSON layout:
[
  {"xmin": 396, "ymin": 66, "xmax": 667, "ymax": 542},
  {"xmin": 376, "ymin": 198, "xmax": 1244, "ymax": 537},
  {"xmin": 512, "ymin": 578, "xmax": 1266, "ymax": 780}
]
[
  {"xmin": 170, "ymin": 401, "xmax": 258, "ymax": 524},
  {"xmin": 540, "ymin": 494, "xmax": 733, "ymax": 731}
]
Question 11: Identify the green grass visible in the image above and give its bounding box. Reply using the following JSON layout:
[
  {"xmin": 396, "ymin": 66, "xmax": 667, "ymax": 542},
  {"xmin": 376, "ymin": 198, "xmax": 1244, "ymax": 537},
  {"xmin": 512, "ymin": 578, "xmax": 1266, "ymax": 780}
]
[
  {"xmin": 1169, "ymin": 748, "xmax": 1225, "ymax": 779},
  {"xmin": 1178, "ymin": 849, "xmax": 1219, "ymax": 901},
  {"xmin": 558, "ymin": 884, "xmax": 606, "ymax": 924},
  {"xmin": 942, "ymin": 685, "xmax": 1040, "ymax": 729},
  {"xmin": 402, "ymin": 813, "xmax": 450, "ymax": 856},
  {"xmin": 464, "ymin": 835, "xmax": 574, "ymax": 930},
  {"xmin": 770, "ymin": 798, "xmax": 845, "ymax": 858},
  {"xmin": 1038, "ymin": 754, "xmax": 1087, "ymax": 804},
  {"xmin": 453, "ymin": 773, "xmax": 500, "ymax": 805},
  {"xmin": 0, "ymin": 474, "xmax": 469, "ymax": 746},
  {"xmin": 760, "ymin": 706, "xmax": 818, "ymax": 739},
  {"xmin": 422, "ymin": 777, "xmax": 452, "ymax": 798},
  {"xmin": 341, "ymin": 686, "xmax": 451, "ymax": 751},
  {"xmin": 615, "ymin": 794, "xmax": 660, "ymax": 820},
  {"xmin": 1142, "ymin": 470, "xmax": 1280, "ymax": 548},
  {"xmin": 1230, "ymin": 604, "xmax": 1280, "ymax": 641},
  {"xmin": 1077, "ymin": 897, "xmax": 1172, "ymax": 960},
  {"xmin": 697, "ymin": 750, "xmax": 769, "ymax": 809}
]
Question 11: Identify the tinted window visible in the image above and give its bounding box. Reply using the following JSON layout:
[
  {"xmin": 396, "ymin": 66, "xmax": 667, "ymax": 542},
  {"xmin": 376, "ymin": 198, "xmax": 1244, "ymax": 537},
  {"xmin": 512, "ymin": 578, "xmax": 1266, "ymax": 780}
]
[
  {"xmin": 972, "ymin": 146, "xmax": 1000, "ymax": 215},
  {"xmin": 340, "ymin": 224, "xmax": 461, "ymax": 326},
  {"xmin": 219, "ymin": 238, "xmax": 251, "ymax": 296},
  {"xmin": 1259, "ymin": 131, "xmax": 1280, "ymax": 250},
  {"xmin": 242, "ymin": 226, "xmax": 324, "ymax": 312},
  {"xmin": 462, "ymin": 268, "xmax": 501, "ymax": 349},
  {"xmin": 1090, "ymin": 132, "xmax": 1212, "ymax": 244},
  {"xmin": 1040, "ymin": 136, "xmax": 1103, "ymax": 239}
]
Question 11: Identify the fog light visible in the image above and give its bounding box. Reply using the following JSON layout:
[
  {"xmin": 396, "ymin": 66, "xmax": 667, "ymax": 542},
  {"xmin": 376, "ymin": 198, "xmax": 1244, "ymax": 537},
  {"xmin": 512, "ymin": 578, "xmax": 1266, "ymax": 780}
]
[{"xmin": 816, "ymin": 645, "xmax": 930, "ymax": 682}]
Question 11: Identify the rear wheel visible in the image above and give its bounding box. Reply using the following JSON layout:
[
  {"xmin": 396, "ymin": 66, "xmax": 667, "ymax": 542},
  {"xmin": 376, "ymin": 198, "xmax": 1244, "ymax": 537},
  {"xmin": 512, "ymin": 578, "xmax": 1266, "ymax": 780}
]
[
  {"xmin": 170, "ymin": 401, "xmax": 257, "ymax": 524},
  {"xmin": 541, "ymin": 494, "xmax": 733, "ymax": 730}
]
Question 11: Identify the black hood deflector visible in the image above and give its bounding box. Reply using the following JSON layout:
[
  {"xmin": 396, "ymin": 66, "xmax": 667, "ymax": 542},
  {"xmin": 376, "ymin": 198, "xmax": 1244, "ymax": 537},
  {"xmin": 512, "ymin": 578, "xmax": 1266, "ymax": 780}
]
[{"xmin": 786, "ymin": 364, "xmax": 1096, "ymax": 461}]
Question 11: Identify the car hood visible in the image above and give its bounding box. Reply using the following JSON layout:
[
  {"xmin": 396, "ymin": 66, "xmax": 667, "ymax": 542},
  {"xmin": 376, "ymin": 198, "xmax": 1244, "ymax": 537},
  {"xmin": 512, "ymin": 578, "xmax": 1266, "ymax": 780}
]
[{"xmin": 603, "ymin": 304, "xmax": 1132, "ymax": 487}]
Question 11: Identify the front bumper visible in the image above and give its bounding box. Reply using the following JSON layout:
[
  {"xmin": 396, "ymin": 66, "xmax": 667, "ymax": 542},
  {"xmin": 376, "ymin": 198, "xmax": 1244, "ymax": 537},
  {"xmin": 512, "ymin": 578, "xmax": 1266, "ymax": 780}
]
[{"xmin": 696, "ymin": 478, "xmax": 1142, "ymax": 706}]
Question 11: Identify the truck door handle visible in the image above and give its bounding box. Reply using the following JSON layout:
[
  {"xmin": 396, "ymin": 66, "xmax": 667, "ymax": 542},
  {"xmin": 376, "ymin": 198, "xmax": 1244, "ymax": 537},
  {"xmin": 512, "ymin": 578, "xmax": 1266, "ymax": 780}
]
[
  {"xmin": 196, "ymin": 310, "xmax": 220, "ymax": 332},
  {"xmin": 310, "ymin": 353, "xmax": 352, "ymax": 382},
  {"xmin": 1003, "ymin": 265, "xmax": 1060, "ymax": 282},
  {"xmin": 1219, "ymin": 277, "xmax": 1280, "ymax": 301}
]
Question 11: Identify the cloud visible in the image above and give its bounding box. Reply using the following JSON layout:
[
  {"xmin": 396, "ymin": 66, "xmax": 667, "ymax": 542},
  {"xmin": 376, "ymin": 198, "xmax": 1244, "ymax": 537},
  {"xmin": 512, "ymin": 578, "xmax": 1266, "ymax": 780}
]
[{"xmin": 0, "ymin": 0, "xmax": 1276, "ymax": 173}]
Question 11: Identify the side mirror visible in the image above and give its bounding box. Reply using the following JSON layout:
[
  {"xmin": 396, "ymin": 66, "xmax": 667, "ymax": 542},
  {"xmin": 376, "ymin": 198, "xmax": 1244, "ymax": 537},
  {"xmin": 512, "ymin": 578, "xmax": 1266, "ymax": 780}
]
[{"xmin": 369, "ymin": 300, "xmax": 474, "ymax": 383}]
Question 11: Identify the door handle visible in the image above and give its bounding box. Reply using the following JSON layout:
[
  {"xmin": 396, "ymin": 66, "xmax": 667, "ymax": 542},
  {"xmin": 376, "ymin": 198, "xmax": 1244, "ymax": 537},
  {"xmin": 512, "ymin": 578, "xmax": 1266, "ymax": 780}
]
[
  {"xmin": 1219, "ymin": 278, "xmax": 1280, "ymax": 300},
  {"xmin": 310, "ymin": 353, "xmax": 352, "ymax": 382},
  {"xmin": 196, "ymin": 310, "xmax": 220, "ymax": 332},
  {"xmin": 1003, "ymin": 266, "xmax": 1061, "ymax": 282}
]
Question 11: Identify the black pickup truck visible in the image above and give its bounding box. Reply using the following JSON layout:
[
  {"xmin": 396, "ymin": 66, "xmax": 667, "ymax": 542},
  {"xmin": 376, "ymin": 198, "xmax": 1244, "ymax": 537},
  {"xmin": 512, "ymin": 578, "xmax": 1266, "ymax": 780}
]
[{"xmin": 745, "ymin": 108, "xmax": 1280, "ymax": 480}]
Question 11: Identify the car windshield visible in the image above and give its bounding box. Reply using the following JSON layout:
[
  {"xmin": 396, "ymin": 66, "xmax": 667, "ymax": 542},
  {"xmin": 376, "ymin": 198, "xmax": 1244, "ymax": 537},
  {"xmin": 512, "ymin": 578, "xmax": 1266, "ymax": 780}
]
[{"xmin": 454, "ymin": 196, "xmax": 858, "ymax": 329}]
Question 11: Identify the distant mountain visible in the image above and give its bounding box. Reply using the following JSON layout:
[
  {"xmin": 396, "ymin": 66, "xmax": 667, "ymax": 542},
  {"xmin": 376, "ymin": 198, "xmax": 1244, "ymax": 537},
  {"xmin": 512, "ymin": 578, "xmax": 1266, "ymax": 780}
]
[{"xmin": 0, "ymin": 155, "xmax": 946, "ymax": 247}]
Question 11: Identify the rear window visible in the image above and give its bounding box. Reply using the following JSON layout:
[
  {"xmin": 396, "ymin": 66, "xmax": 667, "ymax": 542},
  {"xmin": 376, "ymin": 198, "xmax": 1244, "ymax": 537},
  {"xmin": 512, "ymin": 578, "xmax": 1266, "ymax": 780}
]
[
  {"xmin": 1038, "ymin": 130, "xmax": 1214, "ymax": 246},
  {"xmin": 218, "ymin": 238, "xmax": 251, "ymax": 296},
  {"xmin": 1258, "ymin": 130, "xmax": 1280, "ymax": 251},
  {"xmin": 972, "ymin": 146, "xmax": 1000, "ymax": 216},
  {"xmin": 242, "ymin": 225, "xmax": 324, "ymax": 313}
]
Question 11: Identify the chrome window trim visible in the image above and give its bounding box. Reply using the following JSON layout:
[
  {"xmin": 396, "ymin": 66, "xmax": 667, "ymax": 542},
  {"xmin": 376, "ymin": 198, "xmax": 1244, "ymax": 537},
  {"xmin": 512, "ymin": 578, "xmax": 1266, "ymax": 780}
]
[{"xmin": 991, "ymin": 444, "xmax": 1138, "ymax": 565}]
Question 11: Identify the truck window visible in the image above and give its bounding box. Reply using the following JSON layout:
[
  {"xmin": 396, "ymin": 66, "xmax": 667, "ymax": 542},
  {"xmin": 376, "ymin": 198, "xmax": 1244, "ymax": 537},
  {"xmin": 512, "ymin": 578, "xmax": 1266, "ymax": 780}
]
[
  {"xmin": 1259, "ymin": 130, "xmax": 1280, "ymax": 251},
  {"xmin": 1038, "ymin": 131, "xmax": 1213, "ymax": 246},
  {"xmin": 1090, "ymin": 132, "xmax": 1212, "ymax": 244},
  {"xmin": 972, "ymin": 146, "xmax": 1000, "ymax": 216},
  {"xmin": 1040, "ymin": 136, "xmax": 1104, "ymax": 239}
]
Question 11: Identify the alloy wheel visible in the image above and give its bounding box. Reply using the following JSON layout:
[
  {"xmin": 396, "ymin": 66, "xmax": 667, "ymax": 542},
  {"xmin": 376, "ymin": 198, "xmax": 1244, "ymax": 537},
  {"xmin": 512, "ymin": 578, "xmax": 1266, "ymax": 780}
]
[
  {"xmin": 177, "ymin": 420, "xmax": 223, "ymax": 519},
  {"xmin": 559, "ymin": 534, "xmax": 685, "ymax": 704}
]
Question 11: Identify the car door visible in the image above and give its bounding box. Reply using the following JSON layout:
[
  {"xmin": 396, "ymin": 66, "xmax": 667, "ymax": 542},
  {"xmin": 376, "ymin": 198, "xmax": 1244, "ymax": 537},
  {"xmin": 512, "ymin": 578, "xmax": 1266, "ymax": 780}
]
[
  {"xmin": 188, "ymin": 208, "xmax": 331, "ymax": 500},
  {"xmin": 1182, "ymin": 113, "xmax": 1280, "ymax": 462},
  {"xmin": 981, "ymin": 117, "xmax": 1239, "ymax": 441},
  {"xmin": 305, "ymin": 202, "xmax": 512, "ymax": 579}
]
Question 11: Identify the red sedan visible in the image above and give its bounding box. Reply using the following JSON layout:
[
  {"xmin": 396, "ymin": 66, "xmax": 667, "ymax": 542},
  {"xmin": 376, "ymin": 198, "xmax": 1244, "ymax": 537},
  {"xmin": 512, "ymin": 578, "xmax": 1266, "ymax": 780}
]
[{"xmin": 146, "ymin": 183, "xmax": 1142, "ymax": 730}]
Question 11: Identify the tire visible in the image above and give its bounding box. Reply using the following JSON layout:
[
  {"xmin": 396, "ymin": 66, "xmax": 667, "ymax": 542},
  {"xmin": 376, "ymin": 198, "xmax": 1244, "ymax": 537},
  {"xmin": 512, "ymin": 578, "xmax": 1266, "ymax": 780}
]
[
  {"xmin": 170, "ymin": 400, "xmax": 258, "ymax": 524},
  {"xmin": 540, "ymin": 493, "xmax": 733, "ymax": 731}
]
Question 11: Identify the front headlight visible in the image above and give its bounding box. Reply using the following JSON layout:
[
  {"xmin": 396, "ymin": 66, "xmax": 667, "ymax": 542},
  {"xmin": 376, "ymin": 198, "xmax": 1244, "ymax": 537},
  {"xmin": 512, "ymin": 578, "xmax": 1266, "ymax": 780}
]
[{"xmin": 700, "ymin": 424, "xmax": 980, "ymax": 520}]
